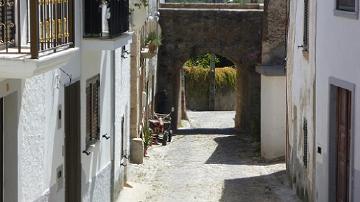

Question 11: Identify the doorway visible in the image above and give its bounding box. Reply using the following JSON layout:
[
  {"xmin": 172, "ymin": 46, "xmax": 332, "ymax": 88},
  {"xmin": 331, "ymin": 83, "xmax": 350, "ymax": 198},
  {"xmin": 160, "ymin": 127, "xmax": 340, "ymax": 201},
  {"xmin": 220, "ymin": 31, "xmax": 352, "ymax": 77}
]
[
  {"xmin": 64, "ymin": 81, "xmax": 81, "ymax": 202},
  {"xmin": 0, "ymin": 92, "xmax": 18, "ymax": 202},
  {"xmin": 329, "ymin": 79, "xmax": 355, "ymax": 202}
]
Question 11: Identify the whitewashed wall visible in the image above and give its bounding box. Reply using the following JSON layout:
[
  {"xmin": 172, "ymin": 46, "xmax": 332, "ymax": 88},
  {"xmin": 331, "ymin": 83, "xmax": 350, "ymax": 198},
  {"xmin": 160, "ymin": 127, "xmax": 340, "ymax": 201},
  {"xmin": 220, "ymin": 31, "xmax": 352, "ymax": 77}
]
[
  {"xmin": 113, "ymin": 45, "xmax": 132, "ymax": 199},
  {"xmin": 0, "ymin": 66, "xmax": 80, "ymax": 202},
  {"xmin": 316, "ymin": 1, "xmax": 360, "ymax": 201},
  {"xmin": 285, "ymin": 0, "xmax": 316, "ymax": 200},
  {"xmin": 261, "ymin": 76, "xmax": 286, "ymax": 160},
  {"xmin": 0, "ymin": 0, "xmax": 133, "ymax": 200},
  {"xmin": 80, "ymin": 46, "xmax": 131, "ymax": 201}
]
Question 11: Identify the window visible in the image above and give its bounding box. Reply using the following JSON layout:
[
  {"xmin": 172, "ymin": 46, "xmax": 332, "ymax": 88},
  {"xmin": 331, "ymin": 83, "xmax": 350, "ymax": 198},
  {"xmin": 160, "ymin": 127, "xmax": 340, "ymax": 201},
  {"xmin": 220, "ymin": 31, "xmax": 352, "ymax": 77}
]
[
  {"xmin": 303, "ymin": 0, "xmax": 309, "ymax": 52},
  {"xmin": 0, "ymin": 0, "xmax": 16, "ymax": 49},
  {"xmin": 337, "ymin": 0, "xmax": 356, "ymax": 12},
  {"xmin": 303, "ymin": 118, "xmax": 308, "ymax": 168},
  {"xmin": 86, "ymin": 74, "xmax": 100, "ymax": 147},
  {"xmin": 121, "ymin": 116, "xmax": 125, "ymax": 158}
]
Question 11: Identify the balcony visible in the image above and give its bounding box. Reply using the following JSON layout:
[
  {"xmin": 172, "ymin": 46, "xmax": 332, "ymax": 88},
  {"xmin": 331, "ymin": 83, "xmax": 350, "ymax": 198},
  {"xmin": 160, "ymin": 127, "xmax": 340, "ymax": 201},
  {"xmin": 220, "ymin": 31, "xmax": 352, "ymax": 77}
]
[
  {"xmin": 0, "ymin": 0, "xmax": 78, "ymax": 78},
  {"xmin": 82, "ymin": 0, "xmax": 132, "ymax": 51}
]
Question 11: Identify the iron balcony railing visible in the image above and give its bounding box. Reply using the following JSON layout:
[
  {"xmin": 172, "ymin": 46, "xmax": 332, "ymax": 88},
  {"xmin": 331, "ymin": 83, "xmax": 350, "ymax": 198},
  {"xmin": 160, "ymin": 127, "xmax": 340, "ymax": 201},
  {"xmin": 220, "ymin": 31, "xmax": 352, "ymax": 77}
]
[
  {"xmin": 84, "ymin": 0, "xmax": 129, "ymax": 38},
  {"xmin": 0, "ymin": 0, "xmax": 74, "ymax": 59}
]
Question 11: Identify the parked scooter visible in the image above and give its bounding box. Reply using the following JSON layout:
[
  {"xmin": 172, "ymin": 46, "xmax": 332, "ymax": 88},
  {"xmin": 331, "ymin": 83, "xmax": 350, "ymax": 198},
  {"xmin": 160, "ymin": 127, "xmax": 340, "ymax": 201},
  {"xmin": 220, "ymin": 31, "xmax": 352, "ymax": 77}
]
[{"xmin": 148, "ymin": 113, "xmax": 172, "ymax": 146}]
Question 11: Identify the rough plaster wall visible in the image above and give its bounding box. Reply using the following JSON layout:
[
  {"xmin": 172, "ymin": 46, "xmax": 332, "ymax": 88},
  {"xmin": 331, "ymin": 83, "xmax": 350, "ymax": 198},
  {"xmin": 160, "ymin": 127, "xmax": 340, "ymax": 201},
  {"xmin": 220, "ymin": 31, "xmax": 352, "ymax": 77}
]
[
  {"xmin": 18, "ymin": 70, "xmax": 66, "ymax": 202},
  {"xmin": 285, "ymin": 0, "xmax": 316, "ymax": 200}
]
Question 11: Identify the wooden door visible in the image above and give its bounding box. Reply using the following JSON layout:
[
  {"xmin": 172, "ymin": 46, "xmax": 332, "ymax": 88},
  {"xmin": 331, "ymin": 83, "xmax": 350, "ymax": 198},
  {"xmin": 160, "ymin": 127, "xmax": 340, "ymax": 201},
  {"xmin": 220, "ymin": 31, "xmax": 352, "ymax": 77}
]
[
  {"xmin": 65, "ymin": 81, "xmax": 81, "ymax": 202},
  {"xmin": 336, "ymin": 87, "xmax": 352, "ymax": 202}
]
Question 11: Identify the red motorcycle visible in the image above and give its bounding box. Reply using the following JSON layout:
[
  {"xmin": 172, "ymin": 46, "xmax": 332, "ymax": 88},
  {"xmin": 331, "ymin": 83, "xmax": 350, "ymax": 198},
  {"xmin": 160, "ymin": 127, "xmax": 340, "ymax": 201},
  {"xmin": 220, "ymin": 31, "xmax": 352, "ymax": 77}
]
[{"xmin": 148, "ymin": 113, "xmax": 172, "ymax": 146}]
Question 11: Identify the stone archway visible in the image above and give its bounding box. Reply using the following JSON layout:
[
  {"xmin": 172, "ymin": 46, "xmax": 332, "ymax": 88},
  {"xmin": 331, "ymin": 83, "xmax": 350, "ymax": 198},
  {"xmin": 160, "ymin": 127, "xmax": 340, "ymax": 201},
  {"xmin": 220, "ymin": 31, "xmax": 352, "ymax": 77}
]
[{"xmin": 155, "ymin": 4, "xmax": 263, "ymax": 133}]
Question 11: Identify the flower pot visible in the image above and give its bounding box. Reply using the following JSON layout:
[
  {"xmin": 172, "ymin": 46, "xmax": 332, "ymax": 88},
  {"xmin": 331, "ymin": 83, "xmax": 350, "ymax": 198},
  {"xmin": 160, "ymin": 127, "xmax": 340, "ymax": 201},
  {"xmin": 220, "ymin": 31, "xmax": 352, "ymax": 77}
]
[
  {"xmin": 148, "ymin": 43, "xmax": 157, "ymax": 54},
  {"xmin": 144, "ymin": 146, "xmax": 149, "ymax": 157}
]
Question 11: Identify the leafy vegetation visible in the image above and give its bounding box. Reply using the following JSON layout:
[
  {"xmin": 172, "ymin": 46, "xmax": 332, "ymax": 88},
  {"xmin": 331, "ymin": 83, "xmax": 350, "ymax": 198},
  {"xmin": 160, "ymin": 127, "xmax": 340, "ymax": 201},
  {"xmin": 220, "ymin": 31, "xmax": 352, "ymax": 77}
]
[
  {"xmin": 183, "ymin": 66, "xmax": 237, "ymax": 90},
  {"xmin": 145, "ymin": 32, "xmax": 162, "ymax": 46},
  {"xmin": 184, "ymin": 53, "xmax": 220, "ymax": 68},
  {"xmin": 143, "ymin": 125, "xmax": 153, "ymax": 148},
  {"xmin": 185, "ymin": 53, "xmax": 235, "ymax": 68}
]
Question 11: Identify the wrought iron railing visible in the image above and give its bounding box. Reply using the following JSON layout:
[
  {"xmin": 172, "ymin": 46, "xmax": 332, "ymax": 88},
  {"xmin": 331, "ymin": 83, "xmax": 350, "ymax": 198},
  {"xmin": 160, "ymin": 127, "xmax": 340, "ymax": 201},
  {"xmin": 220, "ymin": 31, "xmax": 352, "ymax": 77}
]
[
  {"xmin": 84, "ymin": 0, "xmax": 129, "ymax": 38},
  {"xmin": 0, "ymin": 0, "xmax": 74, "ymax": 59}
]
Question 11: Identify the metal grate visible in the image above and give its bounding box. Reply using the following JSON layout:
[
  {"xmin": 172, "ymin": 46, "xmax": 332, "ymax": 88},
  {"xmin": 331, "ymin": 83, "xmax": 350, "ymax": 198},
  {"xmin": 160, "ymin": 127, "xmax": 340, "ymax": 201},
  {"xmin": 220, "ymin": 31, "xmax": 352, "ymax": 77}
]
[
  {"xmin": 0, "ymin": 0, "xmax": 74, "ymax": 58},
  {"xmin": 0, "ymin": 0, "xmax": 16, "ymax": 50},
  {"xmin": 303, "ymin": 118, "xmax": 308, "ymax": 168},
  {"xmin": 303, "ymin": 0, "xmax": 309, "ymax": 51},
  {"xmin": 37, "ymin": 0, "xmax": 72, "ymax": 52},
  {"xmin": 86, "ymin": 74, "xmax": 101, "ymax": 148}
]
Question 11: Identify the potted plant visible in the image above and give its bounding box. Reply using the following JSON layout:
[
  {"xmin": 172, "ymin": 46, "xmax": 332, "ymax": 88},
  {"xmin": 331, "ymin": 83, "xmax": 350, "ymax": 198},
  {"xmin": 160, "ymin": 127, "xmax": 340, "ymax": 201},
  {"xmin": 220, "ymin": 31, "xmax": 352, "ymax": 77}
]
[
  {"xmin": 143, "ymin": 125, "xmax": 152, "ymax": 156},
  {"xmin": 145, "ymin": 32, "xmax": 162, "ymax": 55}
]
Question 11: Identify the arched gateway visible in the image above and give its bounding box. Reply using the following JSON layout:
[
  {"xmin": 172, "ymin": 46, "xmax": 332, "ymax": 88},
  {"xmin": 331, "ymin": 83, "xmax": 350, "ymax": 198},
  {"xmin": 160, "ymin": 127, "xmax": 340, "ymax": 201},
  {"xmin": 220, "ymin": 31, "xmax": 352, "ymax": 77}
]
[{"xmin": 156, "ymin": 3, "xmax": 264, "ymax": 133}]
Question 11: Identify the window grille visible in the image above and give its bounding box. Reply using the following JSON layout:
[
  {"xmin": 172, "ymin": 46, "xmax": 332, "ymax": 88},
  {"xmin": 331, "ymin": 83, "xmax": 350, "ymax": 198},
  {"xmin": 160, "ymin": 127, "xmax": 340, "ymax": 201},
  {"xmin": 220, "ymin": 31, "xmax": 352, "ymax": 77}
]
[
  {"xmin": 86, "ymin": 74, "xmax": 100, "ymax": 148},
  {"xmin": 303, "ymin": 118, "xmax": 308, "ymax": 168},
  {"xmin": 0, "ymin": 0, "xmax": 16, "ymax": 49},
  {"xmin": 303, "ymin": 0, "xmax": 309, "ymax": 52}
]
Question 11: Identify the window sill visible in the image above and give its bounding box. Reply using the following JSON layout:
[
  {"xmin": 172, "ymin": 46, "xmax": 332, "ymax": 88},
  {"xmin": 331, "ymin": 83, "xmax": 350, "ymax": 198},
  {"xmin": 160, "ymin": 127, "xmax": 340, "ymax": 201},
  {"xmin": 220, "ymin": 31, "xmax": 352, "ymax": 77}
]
[{"xmin": 334, "ymin": 9, "xmax": 359, "ymax": 19}]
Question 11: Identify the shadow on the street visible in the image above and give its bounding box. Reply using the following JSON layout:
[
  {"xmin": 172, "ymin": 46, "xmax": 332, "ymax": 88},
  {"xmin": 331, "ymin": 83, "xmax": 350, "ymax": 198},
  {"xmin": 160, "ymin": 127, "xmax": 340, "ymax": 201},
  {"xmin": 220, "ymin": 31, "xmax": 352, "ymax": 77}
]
[
  {"xmin": 205, "ymin": 134, "xmax": 264, "ymax": 165},
  {"xmin": 219, "ymin": 171, "xmax": 286, "ymax": 202},
  {"xmin": 176, "ymin": 128, "xmax": 236, "ymax": 135},
  {"xmin": 176, "ymin": 127, "xmax": 284, "ymax": 166},
  {"xmin": 206, "ymin": 134, "xmax": 284, "ymax": 166}
]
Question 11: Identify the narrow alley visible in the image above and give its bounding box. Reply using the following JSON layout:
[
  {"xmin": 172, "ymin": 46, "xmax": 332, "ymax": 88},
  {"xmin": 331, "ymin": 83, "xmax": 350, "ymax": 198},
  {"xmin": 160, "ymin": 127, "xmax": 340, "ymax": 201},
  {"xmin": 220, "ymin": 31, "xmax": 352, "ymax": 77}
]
[{"xmin": 119, "ymin": 111, "xmax": 300, "ymax": 202}]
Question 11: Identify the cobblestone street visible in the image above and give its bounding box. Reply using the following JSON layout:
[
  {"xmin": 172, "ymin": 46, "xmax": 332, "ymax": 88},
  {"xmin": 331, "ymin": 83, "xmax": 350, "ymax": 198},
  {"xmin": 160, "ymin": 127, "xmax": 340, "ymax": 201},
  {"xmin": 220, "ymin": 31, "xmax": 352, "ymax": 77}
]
[{"xmin": 118, "ymin": 111, "xmax": 300, "ymax": 202}]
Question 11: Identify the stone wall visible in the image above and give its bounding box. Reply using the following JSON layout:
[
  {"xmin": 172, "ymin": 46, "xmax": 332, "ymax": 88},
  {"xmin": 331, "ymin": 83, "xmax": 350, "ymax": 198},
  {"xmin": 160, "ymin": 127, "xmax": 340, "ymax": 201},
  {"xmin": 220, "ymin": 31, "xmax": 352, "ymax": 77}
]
[
  {"xmin": 160, "ymin": 3, "xmax": 263, "ymax": 9},
  {"xmin": 185, "ymin": 86, "xmax": 236, "ymax": 111},
  {"xmin": 156, "ymin": 6, "xmax": 263, "ymax": 133}
]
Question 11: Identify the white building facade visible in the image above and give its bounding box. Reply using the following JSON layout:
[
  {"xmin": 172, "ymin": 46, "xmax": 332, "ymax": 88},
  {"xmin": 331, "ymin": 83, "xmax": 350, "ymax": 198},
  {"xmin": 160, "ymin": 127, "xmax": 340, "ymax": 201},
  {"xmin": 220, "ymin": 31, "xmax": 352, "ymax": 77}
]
[
  {"xmin": 315, "ymin": 0, "xmax": 360, "ymax": 201},
  {"xmin": 0, "ymin": 0, "xmax": 133, "ymax": 201}
]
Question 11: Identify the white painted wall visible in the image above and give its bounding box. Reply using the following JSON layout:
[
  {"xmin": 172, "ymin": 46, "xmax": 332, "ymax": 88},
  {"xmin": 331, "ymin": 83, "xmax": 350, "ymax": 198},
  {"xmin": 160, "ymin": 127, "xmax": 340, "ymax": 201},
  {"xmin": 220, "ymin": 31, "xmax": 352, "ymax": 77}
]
[
  {"xmin": 285, "ymin": 0, "xmax": 317, "ymax": 200},
  {"xmin": 114, "ymin": 46, "xmax": 132, "ymax": 197},
  {"xmin": 0, "ymin": 0, "xmax": 132, "ymax": 201},
  {"xmin": 261, "ymin": 76, "xmax": 286, "ymax": 160},
  {"xmin": 316, "ymin": 1, "xmax": 360, "ymax": 201}
]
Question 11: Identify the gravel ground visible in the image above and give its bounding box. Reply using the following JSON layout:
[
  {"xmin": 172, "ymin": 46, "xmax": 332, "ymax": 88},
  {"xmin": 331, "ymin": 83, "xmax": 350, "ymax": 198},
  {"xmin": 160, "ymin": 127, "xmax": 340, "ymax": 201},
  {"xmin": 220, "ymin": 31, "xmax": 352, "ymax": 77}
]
[{"xmin": 117, "ymin": 111, "xmax": 300, "ymax": 202}]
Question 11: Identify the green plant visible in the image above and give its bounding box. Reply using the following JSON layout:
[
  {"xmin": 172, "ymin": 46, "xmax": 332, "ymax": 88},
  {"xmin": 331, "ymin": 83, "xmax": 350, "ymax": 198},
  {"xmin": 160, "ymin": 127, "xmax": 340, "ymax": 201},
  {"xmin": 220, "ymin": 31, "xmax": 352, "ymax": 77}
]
[
  {"xmin": 145, "ymin": 32, "xmax": 162, "ymax": 47},
  {"xmin": 184, "ymin": 53, "xmax": 220, "ymax": 68},
  {"xmin": 143, "ymin": 125, "xmax": 152, "ymax": 148},
  {"xmin": 183, "ymin": 66, "xmax": 237, "ymax": 91},
  {"xmin": 134, "ymin": 0, "xmax": 148, "ymax": 9}
]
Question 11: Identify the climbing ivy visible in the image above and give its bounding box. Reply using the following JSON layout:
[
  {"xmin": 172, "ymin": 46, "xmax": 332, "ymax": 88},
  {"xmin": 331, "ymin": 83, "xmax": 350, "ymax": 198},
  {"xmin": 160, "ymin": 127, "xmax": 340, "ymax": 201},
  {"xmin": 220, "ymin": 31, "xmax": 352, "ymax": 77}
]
[{"xmin": 183, "ymin": 66, "xmax": 237, "ymax": 90}]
